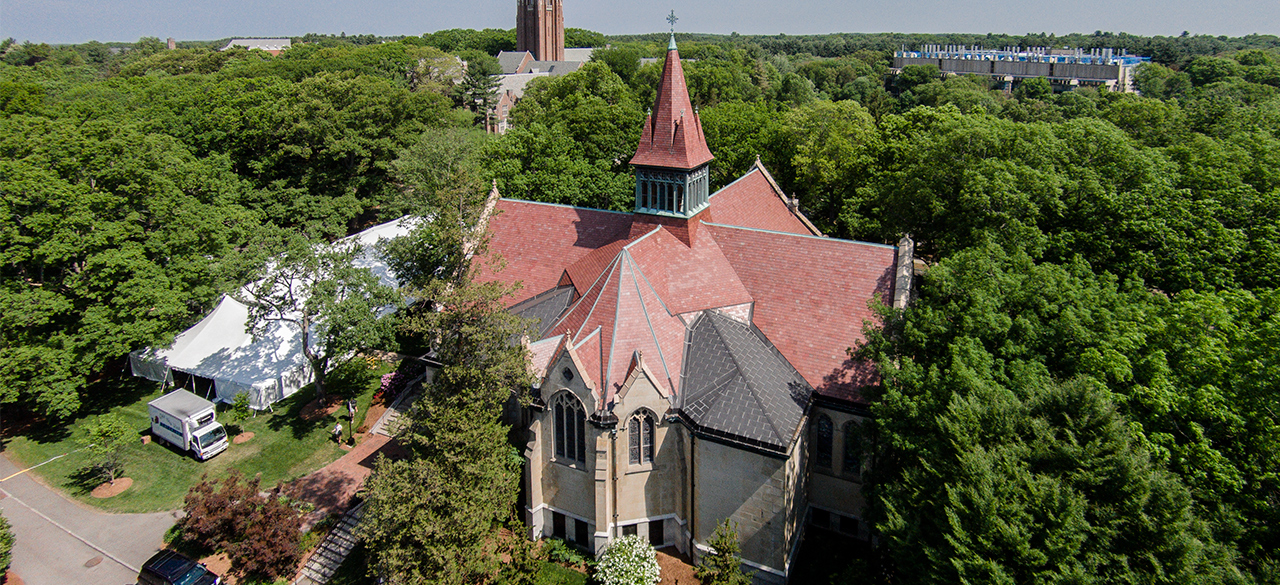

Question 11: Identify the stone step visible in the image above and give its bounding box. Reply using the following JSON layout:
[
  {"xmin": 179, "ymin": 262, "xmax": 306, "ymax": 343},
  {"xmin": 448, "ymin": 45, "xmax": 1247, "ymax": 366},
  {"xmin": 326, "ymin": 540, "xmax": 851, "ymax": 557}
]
[
  {"xmin": 291, "ymin": 501, "xmax": 367, "ymax": 585},
  {"xmin": 371, "ymin": 389, "xmax": 422, "ymax": 437}
]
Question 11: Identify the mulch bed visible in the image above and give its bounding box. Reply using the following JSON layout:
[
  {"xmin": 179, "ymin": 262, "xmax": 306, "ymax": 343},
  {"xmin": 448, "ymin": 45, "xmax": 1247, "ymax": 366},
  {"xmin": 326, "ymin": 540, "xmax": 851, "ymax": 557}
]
[
  {"xmin": 90, "ymin": 478, "xmax": 133, "ymax": 498},
  {"xmin": 657, "ymin": 547, "xmax": 700, "ymax": 585},
  {"xmin": 232, "ymin": 432, "xmax": 255, "ymax": 444},
  {"xmin": 299, "ymin": 398, "xmax": 342, "ymax": 421},
  {"xmin": 357, "ymin": 402, "xmax": 387, "ymax": 433}
]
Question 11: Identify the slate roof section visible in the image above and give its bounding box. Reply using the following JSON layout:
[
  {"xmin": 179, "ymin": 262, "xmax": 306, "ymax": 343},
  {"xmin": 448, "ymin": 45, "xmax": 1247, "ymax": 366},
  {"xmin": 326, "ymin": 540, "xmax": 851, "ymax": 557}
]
[
  {"xmin": 706, "ymin": 223, "xmax": 897, "ymax": 403},
  {"xmin": 681, "ymin": 311, "xmax": 811, "ymax": 453},
  {"xmin": 527, "ymin": 334, "xmax": 565, "ymax": 385},
  {"xmin": 629, "ymin": 38, "xmax": 714, "ymax": 170},
  {"xmin": 498, "ymin": 51, "xmax": 534, "ymax": 74},
  {"xmin": 510, "ymin": 286, "xmax": 576, "ymax": 339},
  {"xmin": 526, "ymin": 60, "xmax": 583, "ymax": 75},
  {"xmin": 496, "ymin": 72, "xmax": 549, "ymax": 99},
  {"xmin": 625, "ymin": 223, "xmax": 752, "ymax": 316},
  {"xmin": 562, "ymin": 48, "xmax": 596, "ymax": 62}
]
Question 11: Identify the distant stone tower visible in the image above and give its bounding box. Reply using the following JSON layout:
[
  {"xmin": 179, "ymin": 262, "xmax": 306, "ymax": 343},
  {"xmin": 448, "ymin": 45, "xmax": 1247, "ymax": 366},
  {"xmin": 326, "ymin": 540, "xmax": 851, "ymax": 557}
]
[{"xmin": 516, "ymin": 0, "xmax": 564, "ymax": 61}]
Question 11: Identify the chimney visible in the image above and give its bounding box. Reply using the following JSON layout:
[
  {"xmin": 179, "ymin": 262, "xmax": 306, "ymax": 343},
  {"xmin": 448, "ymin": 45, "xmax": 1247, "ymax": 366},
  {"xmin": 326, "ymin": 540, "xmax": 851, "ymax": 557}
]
[
  {"xmin": 167, "ymin": 37, "xmax": 176, "ymax": 50},
  {"xmin": 893, "ymin": 235, "xmax": 915, "ymax": 309}
]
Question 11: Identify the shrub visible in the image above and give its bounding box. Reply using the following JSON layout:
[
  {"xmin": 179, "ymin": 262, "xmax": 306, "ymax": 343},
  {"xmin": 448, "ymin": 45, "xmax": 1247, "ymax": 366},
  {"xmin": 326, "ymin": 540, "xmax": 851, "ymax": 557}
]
[
  {"xmin": 594, "ymin": 535, "xmax": 659, "ymax": 585},
  {"xmin": 543, "ymin": 537, "xmax": 589, "ymax": 569},
  {"xmin": 378, "ymin": 370, "xmax": 411, "ymax": 400},
  {"xmin": 226, "ymin": 493, "xmax": 302, "ymax": 580},
  {"xmin": 178, "ymin": 471, "xmax": 302, "ymax": 581}
]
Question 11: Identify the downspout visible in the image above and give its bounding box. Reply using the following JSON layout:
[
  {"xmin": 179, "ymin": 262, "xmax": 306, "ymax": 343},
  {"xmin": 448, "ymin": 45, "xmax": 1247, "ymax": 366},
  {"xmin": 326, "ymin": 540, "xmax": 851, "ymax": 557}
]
[
  {"xmin": 689, "ymin": 433, "xmax": 697, "ymax": 557},
  {"xmin": 610, "ymin": 429, "xmax": 618, "ymax": 541}
]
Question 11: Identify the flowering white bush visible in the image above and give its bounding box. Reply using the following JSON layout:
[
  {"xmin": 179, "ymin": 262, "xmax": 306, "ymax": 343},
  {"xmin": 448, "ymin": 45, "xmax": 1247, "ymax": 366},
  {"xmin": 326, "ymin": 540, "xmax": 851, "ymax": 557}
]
[{"xmin": 595, "ymin": 534, "xmax": 660, "ymax": 585}]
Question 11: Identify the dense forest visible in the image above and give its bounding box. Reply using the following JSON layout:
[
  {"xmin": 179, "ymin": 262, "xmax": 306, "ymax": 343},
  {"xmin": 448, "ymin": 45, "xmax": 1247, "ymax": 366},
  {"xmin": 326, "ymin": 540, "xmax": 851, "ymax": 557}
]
[{"xmin": 2, "ymin": 27, "xmax": 1278, "ymax": 583}]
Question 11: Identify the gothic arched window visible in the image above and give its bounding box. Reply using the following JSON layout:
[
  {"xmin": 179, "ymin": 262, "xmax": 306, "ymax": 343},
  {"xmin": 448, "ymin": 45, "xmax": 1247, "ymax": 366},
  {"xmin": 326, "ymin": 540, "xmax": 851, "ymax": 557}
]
[
  {"xmin": 553, "ymin": 392, "xmax": 587, "ymax": 465},
  {"xmin": 842, "ymin": 420, "xmax": 862, "ymax": 479},
  {"xmin": 814, "ymin": 413, "xmax": 833, "ymax": 469},
  {"xmin": 628, "ymin": 410, "xmax": 655, "ymax": 465}
]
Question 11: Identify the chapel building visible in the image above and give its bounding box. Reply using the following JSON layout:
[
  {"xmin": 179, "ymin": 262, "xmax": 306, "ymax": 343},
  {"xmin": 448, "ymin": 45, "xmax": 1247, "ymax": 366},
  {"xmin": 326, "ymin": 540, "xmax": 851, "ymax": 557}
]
[{"xmin": 479, "ymin": 35, "xmax": 913, "ymax": 583}]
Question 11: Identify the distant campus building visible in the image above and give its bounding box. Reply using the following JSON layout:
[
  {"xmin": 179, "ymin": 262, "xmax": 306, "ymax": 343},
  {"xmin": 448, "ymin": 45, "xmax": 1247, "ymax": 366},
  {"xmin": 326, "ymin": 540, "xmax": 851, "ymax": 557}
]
[
  {"xmin": 488, "ymin": 0, "xmax": 597, "ymax": 133},
  {"xmin": 893, "ymin": 45, "xmax": 1149, "ymax": 93},
  {"xmin": 220, "ymin": 38, "xmax": 292, "ymax": 55},
  {"xmin": 482, "ymin": 30, "xmax": 914, "ymax": 582}
]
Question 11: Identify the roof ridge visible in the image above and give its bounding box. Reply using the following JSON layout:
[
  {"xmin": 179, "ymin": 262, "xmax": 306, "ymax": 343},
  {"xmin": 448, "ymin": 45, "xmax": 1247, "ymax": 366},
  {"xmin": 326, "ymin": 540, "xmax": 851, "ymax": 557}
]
[
  {"xmin": 624, "ymin": 253, "xmax": 675, "ymax": 389},
  {"xmin": 623, "ymin": 226, "xmax": 664, "ymax": 250},
  {"xmin": 706, "ymin": 311, "xmax": 786, "ymax": 444},
  {"xmin": 572, "ymin": 325, "xmax": 600, "ymax": 350},
  {"xmin": 497, "ymin": 197, "xmax": 636, "ymax": 216},
  {"xmin": 693, "ymin": 367, "xmax": 743, "ymax": 415},
  {"xmin": 750, "ymin": 158, "xmax": 822, "ymax": 236},
  {"xmin": 605, "ymin": 255, "xmax": 623, "ymax": 394},
  {"xmin": 557, "ymin": 253, "xmax": 622, "ymax": 340},
  {"xmin": 705, "ymin": 222, "xmax": 898, "ymax": 249},
  {"xmin": 707, "ymin": 166, "xmax": 760, "ymax": 200}
]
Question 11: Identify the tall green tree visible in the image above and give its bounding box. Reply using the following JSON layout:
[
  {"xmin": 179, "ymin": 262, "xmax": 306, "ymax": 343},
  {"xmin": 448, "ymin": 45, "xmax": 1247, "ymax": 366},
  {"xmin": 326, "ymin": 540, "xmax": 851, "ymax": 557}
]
[
  {"xmin": 360, "ymin": 167, "xmax": 533, "ymax": 585},
  {"xmin": 0, "ymin": 116, "xmax": 254, "ymax": 422},
  {"xmin": 695, "ymin": 519, "xmax": 753, "ymax": 585},
  {"xmin": 237, "ymin": 229, "xmax": 399, "ymax": 403},
  {"xmin": 858, "ymin": 244, "xmax": 1245, "ymax": 584}
]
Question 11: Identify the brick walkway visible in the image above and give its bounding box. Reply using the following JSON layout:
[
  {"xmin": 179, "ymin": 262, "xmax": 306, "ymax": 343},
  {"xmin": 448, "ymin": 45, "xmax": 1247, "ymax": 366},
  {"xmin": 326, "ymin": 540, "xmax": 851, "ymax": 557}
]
[{"xmin": 284, "ymin": 433, "xmax": 404, "ymax": 525}]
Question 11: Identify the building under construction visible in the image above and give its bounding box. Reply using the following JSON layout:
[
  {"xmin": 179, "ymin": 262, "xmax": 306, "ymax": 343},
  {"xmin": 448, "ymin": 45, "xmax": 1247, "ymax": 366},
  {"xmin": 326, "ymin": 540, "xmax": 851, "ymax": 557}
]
[{"xmin": 893, "ymin": 46, "xmax": 1150, "ymax": 93}]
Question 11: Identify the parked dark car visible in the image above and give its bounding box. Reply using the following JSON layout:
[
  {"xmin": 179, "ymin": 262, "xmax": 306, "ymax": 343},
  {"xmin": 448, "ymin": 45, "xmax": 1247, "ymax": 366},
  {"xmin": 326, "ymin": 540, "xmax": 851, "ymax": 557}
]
[{"xmin": 137, "ymin": 550, "xmax": 220, "ymax": 585}]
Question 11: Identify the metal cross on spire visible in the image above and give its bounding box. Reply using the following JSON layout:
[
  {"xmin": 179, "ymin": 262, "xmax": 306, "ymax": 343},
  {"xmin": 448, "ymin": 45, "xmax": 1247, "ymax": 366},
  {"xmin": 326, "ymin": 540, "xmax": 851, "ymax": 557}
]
[{"xmin": 667, "ymin": 10, "xmax": 678, "ymax": 34}]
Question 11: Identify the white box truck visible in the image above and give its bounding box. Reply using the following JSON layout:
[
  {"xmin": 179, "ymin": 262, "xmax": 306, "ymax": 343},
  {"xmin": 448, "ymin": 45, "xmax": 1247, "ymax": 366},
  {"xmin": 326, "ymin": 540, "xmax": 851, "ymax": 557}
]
[{"xmin": 148, "ymin": 389, "xmax": 229, "ymax": 461}]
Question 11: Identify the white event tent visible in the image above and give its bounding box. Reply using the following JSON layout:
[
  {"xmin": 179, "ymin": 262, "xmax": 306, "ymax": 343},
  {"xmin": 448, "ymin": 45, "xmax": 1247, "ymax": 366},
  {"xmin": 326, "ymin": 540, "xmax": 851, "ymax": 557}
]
[{"xmin": 129, "ymin": 217, "xmax": 413, "ymax": 409}]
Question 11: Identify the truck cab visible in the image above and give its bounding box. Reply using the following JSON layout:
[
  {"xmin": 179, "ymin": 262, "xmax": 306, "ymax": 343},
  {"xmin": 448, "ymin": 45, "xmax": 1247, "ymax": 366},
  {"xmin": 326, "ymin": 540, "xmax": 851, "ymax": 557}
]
[{"xmin": 189, "ymin": 421, "xmax": 229, "ymax": 460}]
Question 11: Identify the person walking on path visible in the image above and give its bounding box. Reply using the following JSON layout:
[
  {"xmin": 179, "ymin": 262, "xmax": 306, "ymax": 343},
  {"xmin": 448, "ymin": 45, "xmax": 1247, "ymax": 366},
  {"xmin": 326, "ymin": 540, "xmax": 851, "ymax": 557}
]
[
  {"xmin": 332, "ymin": 421, "xmax": 343, "ymax": 443},
  {"xmin": 347, "ymin": 399, "xmax": 357, "ymax": 423}
]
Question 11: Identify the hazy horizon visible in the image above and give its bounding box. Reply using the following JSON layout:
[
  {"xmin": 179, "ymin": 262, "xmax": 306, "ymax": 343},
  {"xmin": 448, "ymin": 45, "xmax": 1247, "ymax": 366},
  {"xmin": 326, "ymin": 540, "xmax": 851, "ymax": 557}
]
[{"xmin": 3, "ymin": 0, "xmax": 1277, "ymax": 46}]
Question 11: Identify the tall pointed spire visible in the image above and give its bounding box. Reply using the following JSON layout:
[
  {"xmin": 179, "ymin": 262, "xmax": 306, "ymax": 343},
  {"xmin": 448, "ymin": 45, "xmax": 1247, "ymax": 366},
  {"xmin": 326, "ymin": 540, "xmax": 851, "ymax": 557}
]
[
  {"xmin": 629, "ymin": 20, "xmax": 714, "ymax": 220},
  {"xmin": 629, "ymin": 33, "xmax": 713, "ymax": 171}
]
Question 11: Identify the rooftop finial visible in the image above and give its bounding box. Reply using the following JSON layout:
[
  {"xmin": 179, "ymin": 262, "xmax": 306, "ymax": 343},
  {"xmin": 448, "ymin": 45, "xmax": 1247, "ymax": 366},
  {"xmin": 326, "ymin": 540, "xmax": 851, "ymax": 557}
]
[{"xmin": 667, "ymin": 10, "xmax": 678, "ymax": 50}]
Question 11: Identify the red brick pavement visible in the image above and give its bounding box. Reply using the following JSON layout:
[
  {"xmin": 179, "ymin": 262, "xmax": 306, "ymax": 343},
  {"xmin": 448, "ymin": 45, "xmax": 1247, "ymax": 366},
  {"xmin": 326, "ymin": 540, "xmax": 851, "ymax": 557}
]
[{"xmin": 284, "ymin": 433, "xmax": 405, "ymax": 525}]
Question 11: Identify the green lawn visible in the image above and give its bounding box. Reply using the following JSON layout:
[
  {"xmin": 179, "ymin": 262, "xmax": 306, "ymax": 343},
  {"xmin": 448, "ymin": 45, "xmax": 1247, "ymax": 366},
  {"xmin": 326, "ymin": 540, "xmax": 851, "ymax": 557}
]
[{"xmin": 4, "ymin": 358, "xmax": 394, "ymax": 513}]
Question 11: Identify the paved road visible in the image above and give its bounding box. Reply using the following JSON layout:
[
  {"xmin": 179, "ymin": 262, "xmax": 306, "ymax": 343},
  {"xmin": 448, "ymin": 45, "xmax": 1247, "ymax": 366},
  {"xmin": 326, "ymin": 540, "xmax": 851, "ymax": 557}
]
[{"xmin": 0, "ymin": 453, "xmax": 176, "ymax": 585}]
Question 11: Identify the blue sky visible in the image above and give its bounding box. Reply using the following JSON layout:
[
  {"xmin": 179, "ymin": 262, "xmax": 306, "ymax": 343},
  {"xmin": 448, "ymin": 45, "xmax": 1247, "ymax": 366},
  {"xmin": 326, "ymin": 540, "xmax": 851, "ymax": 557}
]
[{"xmin": 3, "ymin": 0, "xmax": 1277, "ymax": 45}]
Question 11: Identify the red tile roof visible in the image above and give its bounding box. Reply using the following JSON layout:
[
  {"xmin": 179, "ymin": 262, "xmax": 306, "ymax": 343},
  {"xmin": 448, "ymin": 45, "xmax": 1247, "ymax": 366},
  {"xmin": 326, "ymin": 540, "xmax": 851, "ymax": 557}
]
[
  {"xmin": 705, "ymin": 223, "xmax": 898, "ymax": 402},
  {"xmin": 548, "ymin": 248, "xmax": 686, "ymax": 401},
  {"xmin": 626, "ymin": 223, "xmax": 753, "ymax": 316},
  {"xmin": 629, "ymin": 43, "xmax": 714, "ymax": 171},
  {"xmin": 479, "ymin": 200, "xmax": 633, "ymax": 301},
  {"xmin": 709, "ymin": 163, "xmax": 819, "ymax": 237}
]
